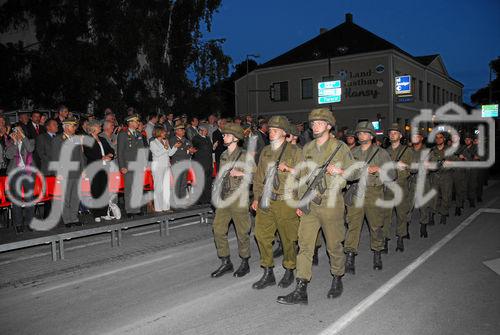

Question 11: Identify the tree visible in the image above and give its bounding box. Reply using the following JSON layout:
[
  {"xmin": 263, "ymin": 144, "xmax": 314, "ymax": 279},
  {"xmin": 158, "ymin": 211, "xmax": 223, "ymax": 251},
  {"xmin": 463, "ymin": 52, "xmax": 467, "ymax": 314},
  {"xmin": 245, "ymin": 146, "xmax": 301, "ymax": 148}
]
[
  {"xmin": 471, "ymin": 57, "xmax": 500, "ymax": 106},
  {"xmin": 0, "ymin": 0, "xmax": 231, "ymax": 118}
]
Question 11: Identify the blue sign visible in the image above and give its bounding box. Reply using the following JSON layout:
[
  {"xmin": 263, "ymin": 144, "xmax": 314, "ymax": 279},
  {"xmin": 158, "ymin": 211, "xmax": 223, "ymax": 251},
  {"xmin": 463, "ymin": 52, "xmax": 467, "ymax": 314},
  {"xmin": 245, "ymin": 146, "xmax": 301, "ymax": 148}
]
[
  {"xmin": 482, "ymin": 104, "xmax": 498, "ymax": 118},
  {"xmin": 318, "ymin": 80, "xmax": 341, "ymax": 104},
  {"xmin": 395, "ymin": 75, "xmax": 411, "ymax": 95}
]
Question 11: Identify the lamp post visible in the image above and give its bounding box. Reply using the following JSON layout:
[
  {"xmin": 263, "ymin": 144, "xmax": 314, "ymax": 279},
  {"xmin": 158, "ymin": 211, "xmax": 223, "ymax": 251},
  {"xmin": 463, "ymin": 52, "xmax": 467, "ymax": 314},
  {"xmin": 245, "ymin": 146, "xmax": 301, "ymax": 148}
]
[{"xmin": 246, "ymin": 53, "xmax": 260, "ymax": 117}]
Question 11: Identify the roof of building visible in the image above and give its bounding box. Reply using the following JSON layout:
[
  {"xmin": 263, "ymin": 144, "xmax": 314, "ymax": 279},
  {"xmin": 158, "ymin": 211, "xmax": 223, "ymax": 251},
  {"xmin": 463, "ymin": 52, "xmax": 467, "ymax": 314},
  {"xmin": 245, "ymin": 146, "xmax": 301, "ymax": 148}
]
[{"xmin": 258, "ymin": 14, "xmax": 446, "ymax": 72}]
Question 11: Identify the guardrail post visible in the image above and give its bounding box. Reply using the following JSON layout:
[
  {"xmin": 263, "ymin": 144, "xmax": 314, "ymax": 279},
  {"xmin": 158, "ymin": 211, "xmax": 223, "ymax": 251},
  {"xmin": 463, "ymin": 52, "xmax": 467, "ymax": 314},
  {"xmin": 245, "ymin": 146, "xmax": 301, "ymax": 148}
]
[
  {"xmin": 166, "ymin": 219, "xmax": 170, "ymax": 236},
  {"xmin": 51, "ymin": 241, "xmax": 57, "ymax": 261},
  {"xmin": 59, "ymin": 238, "xmax": 65, "ymax": 260},
  {"xmin": 117, "ymin": 228, "xmax": 122, "ymax": 246}
]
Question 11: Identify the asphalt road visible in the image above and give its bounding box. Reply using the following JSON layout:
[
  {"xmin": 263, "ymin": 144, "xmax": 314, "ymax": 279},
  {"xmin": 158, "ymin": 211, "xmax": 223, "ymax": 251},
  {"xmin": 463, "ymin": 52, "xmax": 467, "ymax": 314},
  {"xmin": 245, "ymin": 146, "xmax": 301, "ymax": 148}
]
[{"xmin": 0, "ymin": 192, "xmax": 499, "ymax": 334}]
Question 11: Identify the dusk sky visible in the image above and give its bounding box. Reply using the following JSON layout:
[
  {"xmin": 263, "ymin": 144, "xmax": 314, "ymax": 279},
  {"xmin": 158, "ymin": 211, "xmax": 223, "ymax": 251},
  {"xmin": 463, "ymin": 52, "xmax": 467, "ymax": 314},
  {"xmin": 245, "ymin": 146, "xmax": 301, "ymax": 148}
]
[{"xmin": 206, "ymin": 0, "xmax": 500, "ymax": 103}]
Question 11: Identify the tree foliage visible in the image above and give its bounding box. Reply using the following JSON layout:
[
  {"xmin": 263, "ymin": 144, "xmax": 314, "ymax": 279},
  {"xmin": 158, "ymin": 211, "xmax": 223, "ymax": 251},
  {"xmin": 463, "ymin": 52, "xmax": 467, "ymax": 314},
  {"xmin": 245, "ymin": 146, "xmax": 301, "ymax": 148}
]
[
  {"xmin": 0, "ymin": 0, "xmax": 231, "ymax": 118},
  {"xmin": 471, "ymin": 57, "xmax": 500, "ymax": 106}
]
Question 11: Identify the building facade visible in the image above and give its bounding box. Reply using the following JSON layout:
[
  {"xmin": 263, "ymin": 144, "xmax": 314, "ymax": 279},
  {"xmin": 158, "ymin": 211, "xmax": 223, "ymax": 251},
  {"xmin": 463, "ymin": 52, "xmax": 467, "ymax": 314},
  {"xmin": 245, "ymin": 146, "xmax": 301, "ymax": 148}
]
[{"xmin": 235, "ymin": 14, "xmax": 463, "ymax": 132}]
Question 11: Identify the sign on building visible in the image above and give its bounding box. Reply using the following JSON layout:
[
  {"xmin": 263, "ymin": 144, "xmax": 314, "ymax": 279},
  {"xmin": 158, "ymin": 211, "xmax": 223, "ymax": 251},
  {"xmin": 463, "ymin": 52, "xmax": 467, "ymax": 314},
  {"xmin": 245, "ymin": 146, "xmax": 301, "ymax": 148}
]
[
  {"xmin": 395, "ymin": 75, "xmax": 411, "ymax": 95},
  {"xmin": 318, "ymin": 80, "xmax": 342, "ymax": 104},
  {"xmin": 481, "ymin": 104, "xmax": 498, "ymax": 118}
]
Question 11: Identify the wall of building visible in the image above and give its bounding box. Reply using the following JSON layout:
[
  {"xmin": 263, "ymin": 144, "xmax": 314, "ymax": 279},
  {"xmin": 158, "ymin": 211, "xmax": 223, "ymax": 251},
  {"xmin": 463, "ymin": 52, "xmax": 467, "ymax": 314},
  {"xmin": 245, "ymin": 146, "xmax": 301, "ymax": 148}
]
[{"xmin": 235, "ymin": 50, "xmax": 463, "ymax": 132}]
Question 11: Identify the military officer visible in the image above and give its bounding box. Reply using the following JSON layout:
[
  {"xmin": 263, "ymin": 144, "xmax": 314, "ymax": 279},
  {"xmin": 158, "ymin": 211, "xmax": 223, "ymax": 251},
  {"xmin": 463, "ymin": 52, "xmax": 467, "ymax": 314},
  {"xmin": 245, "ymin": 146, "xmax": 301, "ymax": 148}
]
[
  {"xmin": 277, "ymin": 108, "xmax": 353, "ymax": 305},
  {"xmin": 169, "ymin": 123, "xmax": 196, "ymax": 203},
  {"xmin": 52, "ymin": 117, "xmax": 86, "ymax": 227},
  {"xmin": 407, "ymin": 130, "xmax": 431, "ymax": 238},
  {"xmin": 251, "ymin": 116, "xmax": 302, "ymax": 289},
  {"xmin": 117, "ymin": 114, "xmax": 147, "ymax": 218},
  {"xmin": 451, "ymin": 133, "xmax": 466, "ymax": 216},
  {"xmin": 383, "ymin": 123, "xmax": 412, "ymax": 252},
  {"xmin": 210, "ymin": 123, "xmax": 254, "ymax": 278},
  {"xmin": 427, "ymin": 131, "xmax": 456, "ymax": 225},
  {"xmin": 344, "ymin": 121, "xmax": 394, "ymax": 274}
]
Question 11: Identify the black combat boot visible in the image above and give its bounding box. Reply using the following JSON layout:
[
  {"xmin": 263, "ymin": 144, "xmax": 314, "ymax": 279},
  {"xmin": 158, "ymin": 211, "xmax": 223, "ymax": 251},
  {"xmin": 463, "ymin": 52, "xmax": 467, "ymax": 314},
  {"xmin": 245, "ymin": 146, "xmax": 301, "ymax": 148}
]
[
  {"xmin": 395, "ymin": 236, "xmax": 404, "ymax": 252},
  {"xmin": 455, "ymin": 207, "xmax": 462, "ymax": 216},
  {"xmin": 373, "ymin": 251, "xmax": 383, "ymax": 270},
  {"xmin": 273, "ymin": 240, "xmax": 283, "ymax": 258},
  {"xmin": 440, "ymin": 215, "xmax": 447, "ymax": 225},
  {"xmin": 233, "ymin": 257, "xmax": 250, "ymax": 277},
  {"xmin": 345, "ymin": 252, "xmax": 356, "ymax": 275},
  {"xmin": 312, "ymin": 246, "xmax": 320, "ymax": 266},
  {"xmin": 469, "ymin": 199, "xmax": 476, "ymax": 208},
  {"xmin": 276, "ymin": 278, "xmax": 308, "ymax": 305},
  {"xmin": 327, "ymin": 275, "xmax": 343, "ymax": 299},
  {"xmin": 252, "ymin": 267, "xmax": 276, "ymax": 289},
  {"xmin": 420, "ymin": 224, "xmax": 428, "ymax": 238},
  {"xmin": 211, "ymin": 257, "xmax": 233, "ymax": 278},
  {"xmin": 278, "ymin": 268, "xmax": 295, "ymax": 288},
  {"xmin": 428, "ymin": 213, "xmax": 435, "ymax": 226},
  {"xmin": 382, "ymin": 238, "xmax": 389, "ymax": 254}
]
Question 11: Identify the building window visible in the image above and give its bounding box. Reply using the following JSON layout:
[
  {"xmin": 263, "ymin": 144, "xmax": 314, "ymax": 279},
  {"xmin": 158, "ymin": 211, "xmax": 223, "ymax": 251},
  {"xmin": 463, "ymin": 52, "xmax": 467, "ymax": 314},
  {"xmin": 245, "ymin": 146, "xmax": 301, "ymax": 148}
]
[
  {"xmin": 427, "ymin": 83, "xmax": 431, "ymax": 103},
  {"xmin": 442, "ymin": 88, "xmax": 445, "ymax": 104},
  {"xmin": 436, "ymin": 86, "xmax": 440, "ymax": 105},
  {"xmin": 301, "ymin": 78, "xmax": 313, "ymax": 100},
  {"xmin": 419, "ymin": 80, "xmax": 423, "ymax": 101},
  {"xmin": 433, "ymin": 85, "xmax": 436, "ymax": 104},
  {"xmin": 271, "ymin": 81, "xmax": 289, "ymax": 102}
]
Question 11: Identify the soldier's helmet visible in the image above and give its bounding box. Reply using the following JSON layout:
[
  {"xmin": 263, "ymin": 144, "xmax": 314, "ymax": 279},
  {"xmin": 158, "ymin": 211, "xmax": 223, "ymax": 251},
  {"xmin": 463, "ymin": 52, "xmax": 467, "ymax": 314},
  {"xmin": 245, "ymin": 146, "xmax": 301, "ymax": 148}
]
[
  {"xmin": 387, "ymin": 122, "xmax": 403, "ymax": 134},
  {"xmin": 268, "ymin": 115, "xmax": 290, "ymax": 131},
  {"xmin": 344, "ymin": 129, "xmax": 356, "ymax": 138},
  {"xmin": 222, "ymin": 122, "xmax": 244, "ymax": 140},
  {"xmin": 308, "ymin": 108, "xmax": 336, "ymax": 126},
  {"xmin": 287, "ymin": 123, "xmax": 299, "ymax": 137},
  {"xmin": 355, "ymin": 121, "xmax": 376, "ymax": 136}
]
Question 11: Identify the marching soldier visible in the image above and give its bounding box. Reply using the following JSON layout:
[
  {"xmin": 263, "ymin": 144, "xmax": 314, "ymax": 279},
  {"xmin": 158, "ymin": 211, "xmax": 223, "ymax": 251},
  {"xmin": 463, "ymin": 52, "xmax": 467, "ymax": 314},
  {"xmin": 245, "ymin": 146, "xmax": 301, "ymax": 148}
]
[
  {"xmin": 344, "ymin": 129, "xmax": 357, "ymax": 150},
  {"xmin": 277, "ymin": 108, "xmax": 353, "ymax": 305},
  {"xmin": 428, "ymin": 131, "xmax": 456, "ymax": 225},
  {"xmin": 461, "ymin": 132, "xmax": 479, "ymax": 207},
  {"xmin": 117, "ymin": 114, "xmax": 147, "ymax": 218},
  {"xmin": 211, "ymin": 123, "xmax": 254, "ymax": 278},
  {"xmin": 383, "ymin": 123, "xmax": 412, "ymax": 252},
  {"xmin": 451, "ymin": 133, "xmax": 466, "ymax": 216},
  {"xmin": 52, "ymin": 117, "xmax": 86, "ymax": 227},
  {"xmin": 407, "ymin": 130, "xmax": 431, "ymax": 238},
  {"xmin": 344, "ymin": 121, "xmax": 394, "ymax": 274},
  {"xmin": 251, "ymin": 116, "xmax": 302, "ymax": 289}
]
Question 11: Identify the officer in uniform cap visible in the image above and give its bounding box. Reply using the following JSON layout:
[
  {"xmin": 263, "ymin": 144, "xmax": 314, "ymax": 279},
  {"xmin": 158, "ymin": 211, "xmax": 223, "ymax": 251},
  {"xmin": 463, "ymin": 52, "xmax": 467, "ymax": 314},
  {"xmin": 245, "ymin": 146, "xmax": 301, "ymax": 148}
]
[
  {"xmin": 117, "ymin": 114, "xmax": 147, "ymax": 217},
  {"xmin": 52, "ymin": 117, "xmax": 87, "ymax": 226},
  {"xmin": 344, "ymin": 121, "xmax": 394, "ymax": 274},
  {"xmin": 251, "ymin": 115, "xmax": 302, "ymax": 290},
  {"xmin": 211, "ymin": 122, "xmax": 255, "ymax": 278},
  {"xmin": 278, "ymin": 108, "xmax": 354, "ymax": 305},
  {"xmin": 383, "ymin": 123, "xmax": 412, "ymax": 252},
  {"xmin": 169, "ymin": 122, "xmax": 195, "ymax": 202}
]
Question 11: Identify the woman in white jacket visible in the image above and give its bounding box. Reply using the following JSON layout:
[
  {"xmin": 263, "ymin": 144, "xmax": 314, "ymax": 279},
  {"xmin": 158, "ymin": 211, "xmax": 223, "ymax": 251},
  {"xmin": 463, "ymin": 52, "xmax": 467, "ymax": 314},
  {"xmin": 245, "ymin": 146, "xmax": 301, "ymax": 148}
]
[{"xmin": 149, "ymin": 126, "xmax": 181, "ymax": 212}]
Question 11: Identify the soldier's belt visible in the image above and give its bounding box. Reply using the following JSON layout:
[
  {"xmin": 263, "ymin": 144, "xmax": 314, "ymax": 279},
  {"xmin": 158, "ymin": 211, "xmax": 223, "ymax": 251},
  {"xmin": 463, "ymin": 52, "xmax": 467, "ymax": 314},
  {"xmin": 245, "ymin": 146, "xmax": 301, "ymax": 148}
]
[{"xmin": 270, "ymin": 192, "xmax": 293, "ymax": 201}]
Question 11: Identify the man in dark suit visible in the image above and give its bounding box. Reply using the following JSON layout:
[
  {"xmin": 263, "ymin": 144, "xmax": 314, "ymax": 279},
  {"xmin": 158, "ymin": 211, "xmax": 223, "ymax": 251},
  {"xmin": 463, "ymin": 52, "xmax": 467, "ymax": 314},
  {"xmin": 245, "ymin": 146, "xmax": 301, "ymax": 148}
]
[
  {"xmin": 54, "ymin": 105, "xmax": 69, "ymax": 134},
  {"xmin": 164, "ymin": 112, "xmax": 175, "ymax": 138},
  {"xmin": 35, "ymin": 119, "xmax": 58, "ymax": 218},
  {"xmin": 192, "ymin": 123, "xmax": 214, "ymax": 204},
  {"xmin": 254, "ymin": 120, "xmax": 269, "ymax": 164},
  {"xmin": 212, "ymin": 118, "xmax": 226, "ymax": 172},
  {"xmin": 25, "ymin": 111, "xmax": 46, "ymax": 140}
]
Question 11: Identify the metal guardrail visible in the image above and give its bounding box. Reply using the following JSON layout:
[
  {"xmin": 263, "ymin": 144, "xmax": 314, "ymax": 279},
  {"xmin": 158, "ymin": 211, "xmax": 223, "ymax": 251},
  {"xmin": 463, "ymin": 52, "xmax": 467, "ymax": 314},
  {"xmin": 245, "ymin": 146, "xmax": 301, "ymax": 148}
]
[{"xmin": 0, "ymin": 205, "xmax": 213, "ymax": 261}]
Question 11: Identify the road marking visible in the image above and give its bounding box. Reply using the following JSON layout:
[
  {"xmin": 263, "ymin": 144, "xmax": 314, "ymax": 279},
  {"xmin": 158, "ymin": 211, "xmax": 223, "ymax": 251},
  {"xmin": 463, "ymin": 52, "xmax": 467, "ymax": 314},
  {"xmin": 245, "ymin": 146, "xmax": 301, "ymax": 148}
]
[
  {"xmin": 318, "ymin": 198, "xmax": 499, "ymax": 335},
  {"xmin": 483, "ymin": 258, "xmax": 500, "ymax": 276},
  {"xmin": 31, "ymin": 236, "xmax": 238, "ymax": 295}
]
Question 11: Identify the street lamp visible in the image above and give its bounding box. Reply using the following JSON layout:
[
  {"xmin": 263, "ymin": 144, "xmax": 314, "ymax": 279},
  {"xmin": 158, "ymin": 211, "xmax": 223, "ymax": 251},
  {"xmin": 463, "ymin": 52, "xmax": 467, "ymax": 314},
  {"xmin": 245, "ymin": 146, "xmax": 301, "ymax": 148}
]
[{"xmin": 246, "ymin": 53, "xmax": 260, "ymax": 117}]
